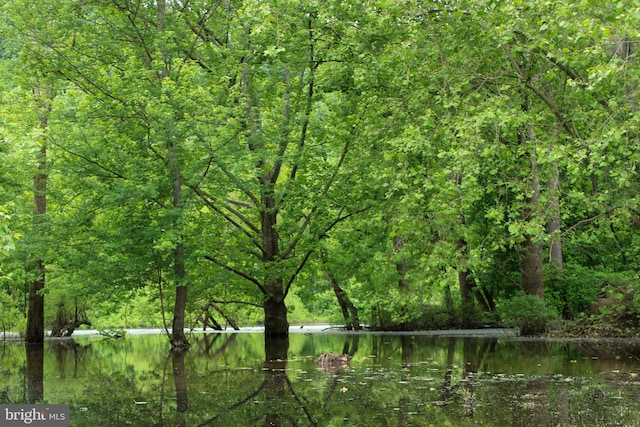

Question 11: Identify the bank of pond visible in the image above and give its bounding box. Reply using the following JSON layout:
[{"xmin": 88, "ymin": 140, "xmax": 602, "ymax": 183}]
[{"xmin": 2, "ymin": 330, "xmax": 640, "ymax": 426}]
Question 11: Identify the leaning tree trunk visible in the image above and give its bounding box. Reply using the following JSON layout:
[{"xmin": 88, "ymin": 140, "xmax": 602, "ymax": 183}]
[
  {"xmin": 321, "ymin": 248, "xmax": 360, "ymax": 330},
  {"xmin": 50, "ymin": 300, "xmax": 91, "ymax": 337},
  {"xmin": 327, "ymin": 270, "xmax": 360, "ymax": 330}
]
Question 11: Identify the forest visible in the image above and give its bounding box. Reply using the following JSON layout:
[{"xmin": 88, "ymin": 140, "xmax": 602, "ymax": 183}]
[{"xmin": 0, "ymin": 0, "xmax": 639, "ymax": 349}]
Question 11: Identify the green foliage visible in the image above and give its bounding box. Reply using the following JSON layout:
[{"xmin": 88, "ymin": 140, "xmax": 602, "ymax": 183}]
[
  {"xmin": 0, "ymin": 0, "xmax": 639, "ymax": 337},
  {"xmin": 90, "ymin": 288, "xmax": 165, "ymax": 330},
  {"xmin": 543, "ymin": 264, "xmax": 631, "ymax": 319},
  {"xmin": 286, "ymin": 292, "xmax": 331, "ymax": 325},
  {"xmin": 0, "ymin": 211, "xmax": 15, "ymax": 256},
  {"xmin": 498, "ymin": 293, "xmax": 560, "ymax": 336},
  {"xmin": 0, "ymin": 290, "xmax": 25, "ymax": 335}
]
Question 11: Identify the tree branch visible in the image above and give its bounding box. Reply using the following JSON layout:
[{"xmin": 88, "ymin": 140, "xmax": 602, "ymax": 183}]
[
  {"xmin": 210, "ymin": 299, "xmax": 262, "ymax": 308},
  {"xmin": 282, "ymin": 206, "xmax": 369, "ymax": 299},
  {"xmin": 281, "ymin": 139, "xmax": 351, "ymax": 259},
  {"xmin": 217, "ymin": 163, "xmax": 260, "ymax": 206},
  {"xmin": 49, "ymin": 137, "xmax": 127, "ymax": 180},
  {"xmin": 278, "ymin": 18, "xmax": 318, "ymax": 207},
  {"xmin": 191, "ymin": 186, "xmax": 263, "ymax": 253},
  {"xmin": 524, "ymin": 81, "xmax": 581, "ymax": 139},
  {"xmin": 204, "ymin": 255, "xmax": 267, "ymax": 294},
  {"xmin": 562, "ymin": 208, "xmax": 616, "ymax": 236}
]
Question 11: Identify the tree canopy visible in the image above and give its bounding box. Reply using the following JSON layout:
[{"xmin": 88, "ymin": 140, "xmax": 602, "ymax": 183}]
[{"xmin": 1, "ymin": 0, "xmax": 640, "ymax": 342}]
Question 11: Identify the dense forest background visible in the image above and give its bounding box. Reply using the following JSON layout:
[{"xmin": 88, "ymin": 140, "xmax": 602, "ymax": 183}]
[{"xmin": 1, "ymin": 0, "xmax": 639, "ymax": 346}]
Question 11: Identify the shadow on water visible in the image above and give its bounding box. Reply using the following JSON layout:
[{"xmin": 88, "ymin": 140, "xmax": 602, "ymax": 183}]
[{"xmin": 4, "ymin": 332, "xmax": 640, "ymax": 425}]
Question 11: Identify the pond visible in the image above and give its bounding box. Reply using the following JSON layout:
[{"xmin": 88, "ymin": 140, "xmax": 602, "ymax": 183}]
[{"xmin": 2, "ymin": 328, "xmax": 640, "ymax": 426}]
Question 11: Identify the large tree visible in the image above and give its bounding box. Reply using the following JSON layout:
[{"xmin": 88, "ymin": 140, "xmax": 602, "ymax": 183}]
[{"xmin": 192, "ymin": 1, "xmax": 371, "ymax": 338}]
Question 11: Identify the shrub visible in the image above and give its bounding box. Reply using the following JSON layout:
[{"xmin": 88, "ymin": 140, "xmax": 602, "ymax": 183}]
[
  {"xmin": 0, "ymin": 291, "xmax": 25, "ymax": 337},
  {"xmin": 544, "ymin": 264, "xmax": 616, "ymax": 319},
  {"xmin": 498, "ymin": 293, "xmax": 559, "ymax": 336}
]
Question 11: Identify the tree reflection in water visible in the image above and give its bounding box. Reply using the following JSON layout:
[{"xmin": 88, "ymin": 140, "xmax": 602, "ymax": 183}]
[
  {"xmin": 25, "ymin": 342, "xmax": 43, "ymax": 403},
  {"xmin": 6, "ymin": 332, "xmax": 640, "ymax": 425}
]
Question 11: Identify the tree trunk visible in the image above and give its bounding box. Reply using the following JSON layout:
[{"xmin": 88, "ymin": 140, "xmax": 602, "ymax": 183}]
[
  {"xmin": 50, "ymin": 300, "xmax": 91, "ymax": 337},
  {"xmin": 521, "ymin": 143, "xmax": 544, "ymax": 299},
  {"xmin": 156, "ymin": 0, "xmax": 189, "ymax": 351},
  {"xmin": 522, "ymin": 233, "xmax": 544, "ymax": 298},
  {"xmin": 169, "ymin": 173, "xmax": 190, "ymax": 348},
  {"xmin": 26, "ymin": 262, "xmax": 45, "ymax": 343},
  {"xmin": 456, "ymin": 239, "xmax": 474, "ymax": 305},
  {"xmin": 458, "ymin": 269, "xmax": 474, "ymax": 304},
  {"xmin": 26, "ymin": 86, "xmax": 49, "ymax": 344},
  {"xmin": 327, "ymin": 270, "xmax": 360, "ymax": 330},
  {"xmin": 263, "ymin": 291, "xmax": 289, "ymax": 338},
  {"xmin": 171, "ymin": 284, "xmax": 189, "ymax": 349},
  {"xmin": 546, "ymin": 162, "xmax": 563, "ymax": 269},
  {"xmin": 474, "ymin": 286, "xmax": 495, "ymax": 312},
  {"xmin": 171, "ymin": 242, "xmax": 189, "ymax": 350},
  {"xmin": 260, "ymin": 165, "xmax": 290, "ymax": 337},
  {"xmin": 196, "ymin": 302, "xmax": 241, "ymax": 331},
  {"xmin": 393, "ymin": 236, "xmax": 409, "ymax": 290},
  {"xmin": 443, "ymin": 283, "xmax": 454, "ymax": 315}
]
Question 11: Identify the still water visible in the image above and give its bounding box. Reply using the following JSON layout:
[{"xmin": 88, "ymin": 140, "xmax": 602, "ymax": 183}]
[{"xmin": 2, "ymin": 329, "xmax": 640, "ymax": 426}]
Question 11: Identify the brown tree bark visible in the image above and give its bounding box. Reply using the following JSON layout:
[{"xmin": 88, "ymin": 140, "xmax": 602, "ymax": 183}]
[
  {"xmin": 168, "ymin": 124, "xmax": 189, "ymax": 349},
  {"xmin": 156, "ymin": 0, "xmax": 190, "ymax": 351},
  {"xmin": 171, "ymin": 241, "xmax": 189, "ymax": 350},
  {"xmin": 260, "ymin": 178, "xmax": 290, "ymax": 337},
  {"xmin": 458, "ymin": 269, "xmax": 474, "ymax": 304},
  {"xmin": 327, "ymin": 270, "xmax": 360, "ymax": 330},
  {"xmin": 26, "ymin": 86, "xmax": 49, "ymax": 343},
  {"xmin": 546, "ymin": 162, "xmax": 563, "ymax": 268},
  {"xmin": 26, "ymin": 261, "xmax": 45, "ymax": 343},
  {"xmin": 50, "ymin": 301, "xmax": 91, "ymax": 337},
  {"xmin": 504, "ymin": 47, "xmax": 547, "ymax": 301},
  {"xmin": 522, "ymin": 150, "xmax": 545, "ymax": 299},
  {"xmin": 263, "ymin": 289, "xmax": 289, "ymax": 339},
  {"xmin": 456, "ymin": 239, "xmax": 474, "ymax": 305}
]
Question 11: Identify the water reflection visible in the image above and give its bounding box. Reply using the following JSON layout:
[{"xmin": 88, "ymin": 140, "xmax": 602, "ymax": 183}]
[
  {"xmin": 25, "ymin": 342, "xmax": 43, "ymax": 404},
  {"xmin": 2, "ymin": 332, "xmax": 640, "ymax": 426},
  {"xmin": 172, "ymin": 350, "xmax": 188, "ymax": 413}
]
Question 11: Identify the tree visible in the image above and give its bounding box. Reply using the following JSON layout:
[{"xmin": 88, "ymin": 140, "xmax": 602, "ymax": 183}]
[
  {"xmin": 193, "ymin": 1, "xmax": 369, "ymax": 338},
  {"xmin": 25, "ymin": 83, "xmax": 49, "ymax": 342}
]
